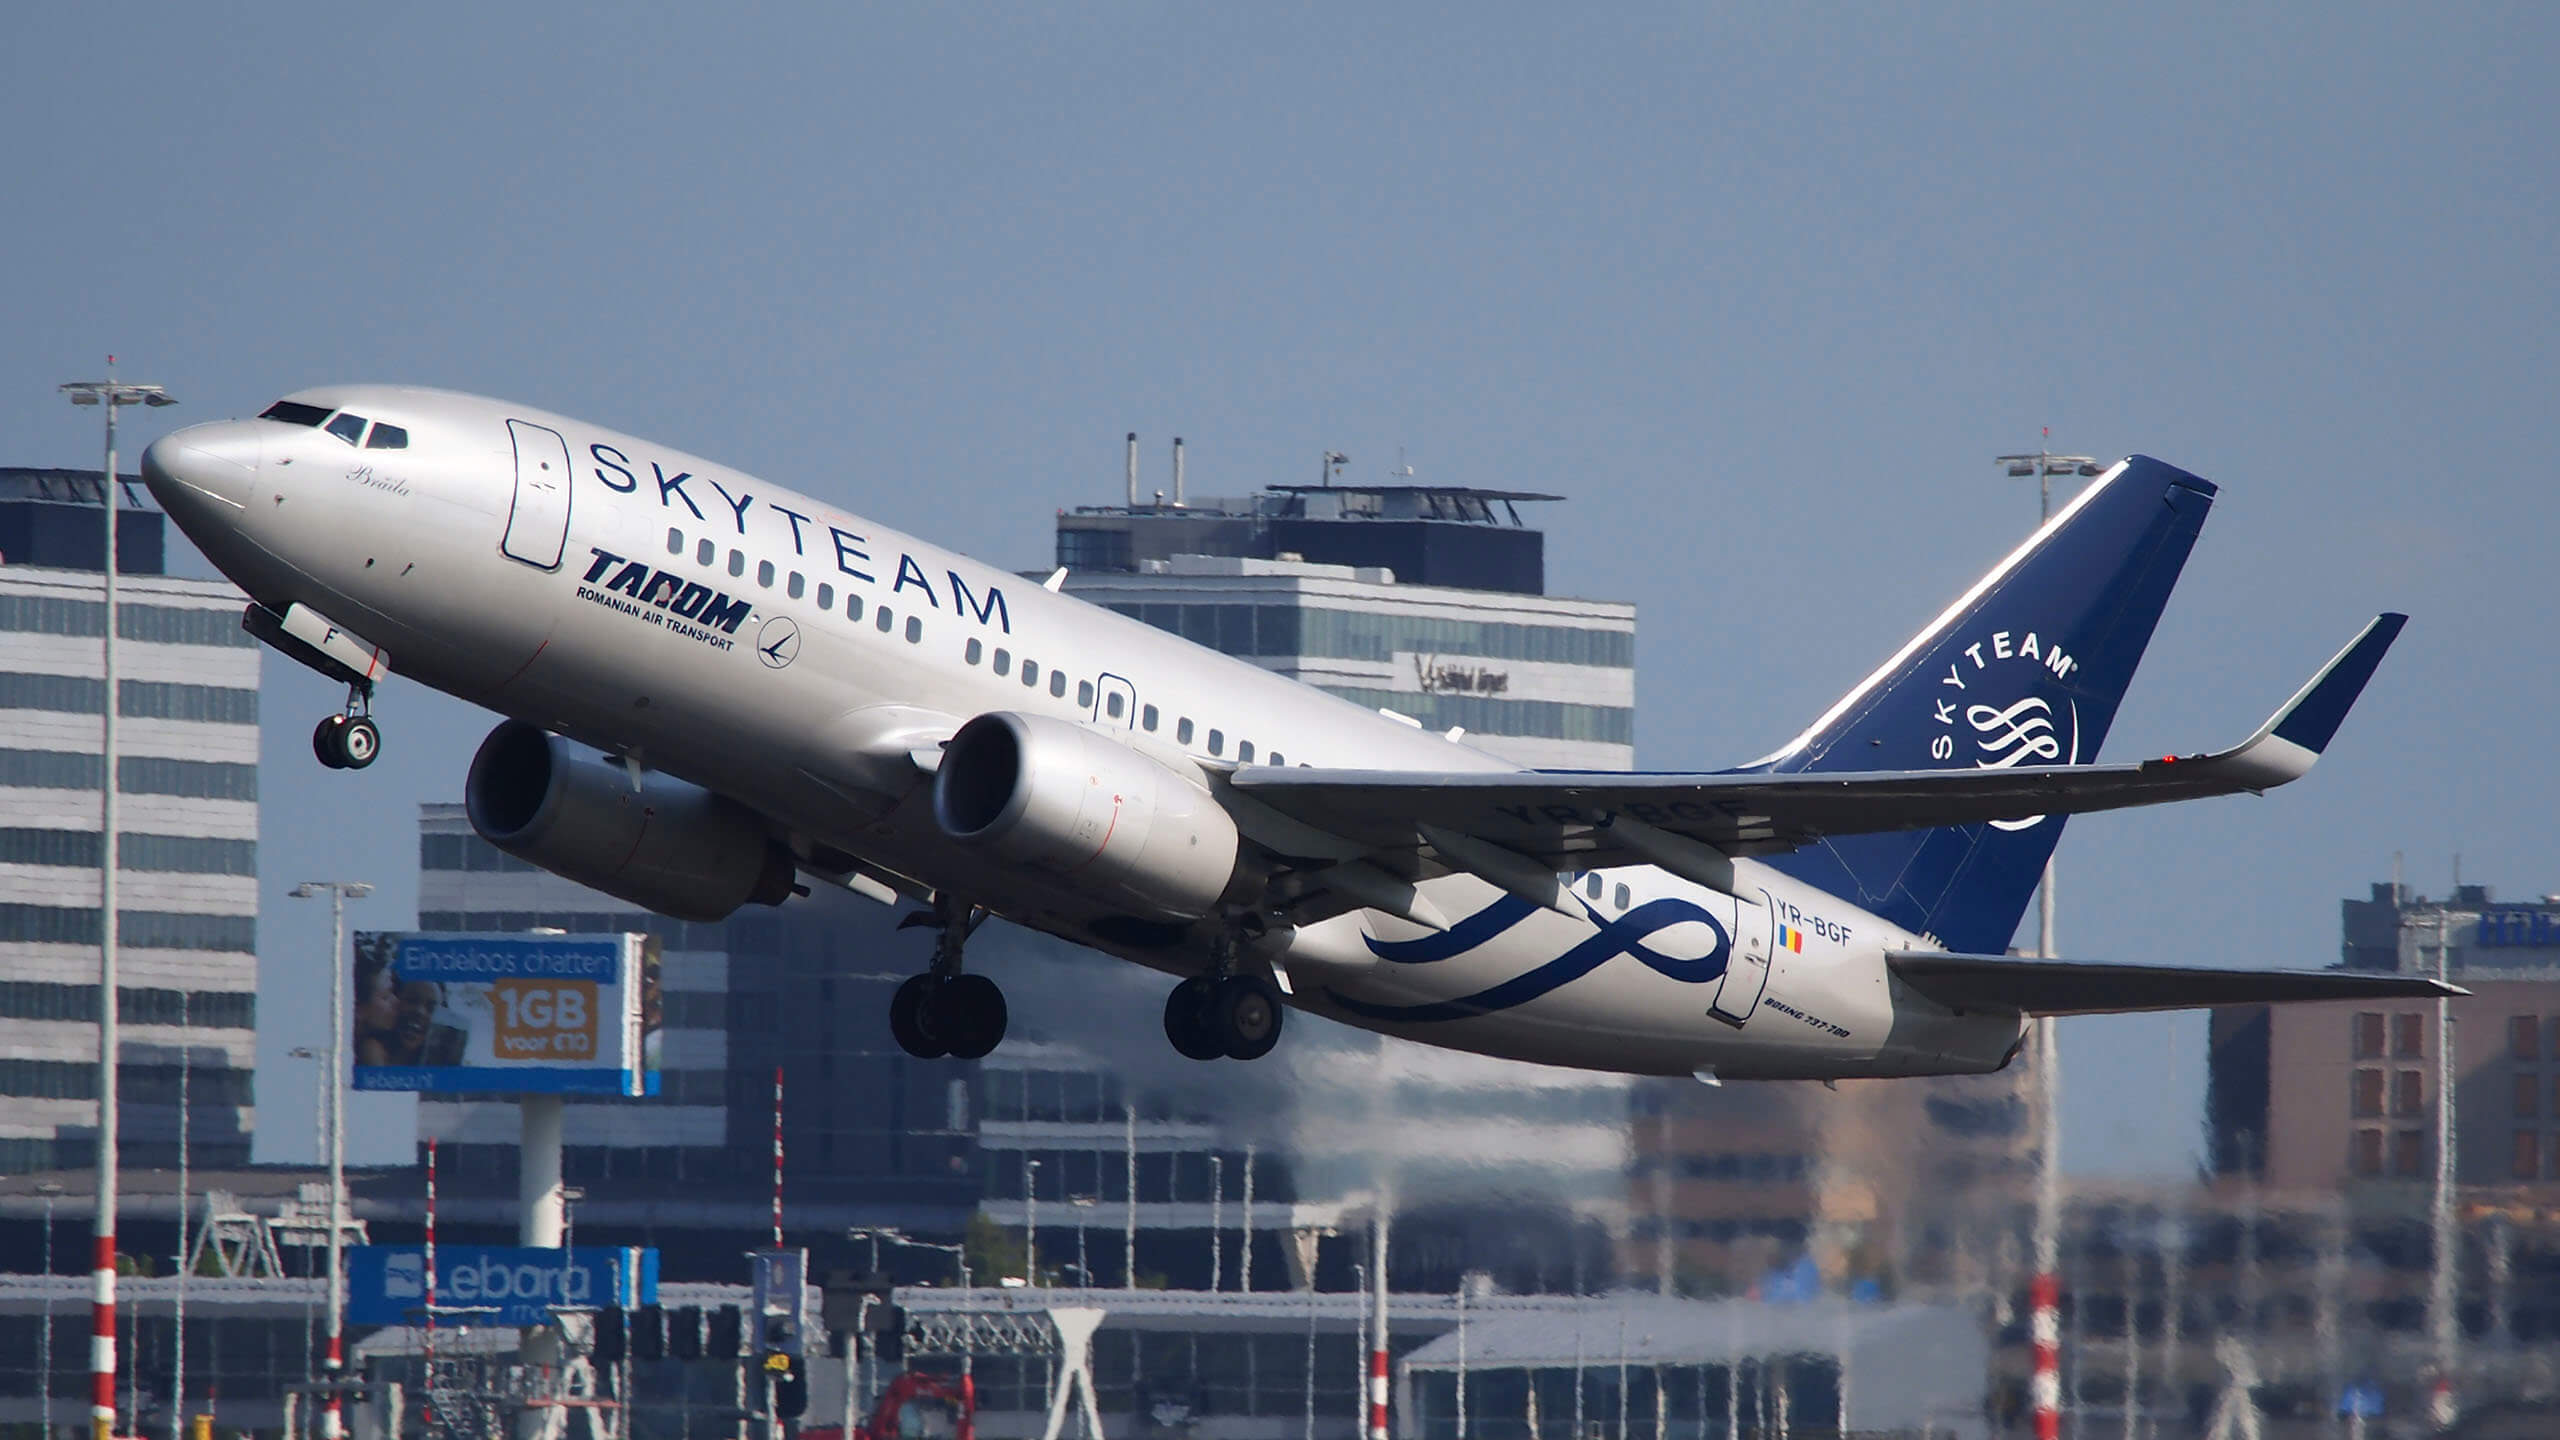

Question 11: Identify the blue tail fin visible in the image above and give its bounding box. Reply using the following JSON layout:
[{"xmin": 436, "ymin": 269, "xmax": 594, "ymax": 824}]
[{"xmin": 1751, "ymin": 456, "xmax": 2218, "ymax": 954}]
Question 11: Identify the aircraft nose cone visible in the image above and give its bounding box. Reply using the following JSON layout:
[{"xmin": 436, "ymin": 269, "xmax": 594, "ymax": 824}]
[{"xmin": 141, "ymin": 425, "xmax": 259, "ymax": 512}]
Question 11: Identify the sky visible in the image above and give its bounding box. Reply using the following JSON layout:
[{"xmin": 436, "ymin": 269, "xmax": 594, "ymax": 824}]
[{"xmin": 5, "ymin": 2, "xmax": 2554, "ymax": 1174}]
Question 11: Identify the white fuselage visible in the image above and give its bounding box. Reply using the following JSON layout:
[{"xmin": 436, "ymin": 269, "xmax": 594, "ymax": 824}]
[{"xmin": 148, "ymin": 385, "xmax": 2024, "ymax": 1079}]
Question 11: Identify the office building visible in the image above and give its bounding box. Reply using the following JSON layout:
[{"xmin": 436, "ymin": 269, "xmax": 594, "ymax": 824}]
[
  {"xmin": 1057, "ymin": 479, "xmax": 1634, "ymax": 771},
  {"xmin": 1625, "ymin": 1063, "xmax": 2038, "ymax": 1298},
  {"xmin": 2209, "ymin": 879, "xmax": 2560, "ymax": 1191},
  {"xmin": 0, "ymin": 469, "xmax": 259, "ymax": 1172}
]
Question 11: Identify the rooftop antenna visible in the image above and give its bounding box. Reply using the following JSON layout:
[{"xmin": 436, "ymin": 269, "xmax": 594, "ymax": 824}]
[
  {"xmin": 1394, "ymin": 445, "xmax": 1414, "ymax": 479},
  {"xmin": 1323, "ymin": 451, "xmax": 1348, "ymax": 489}
]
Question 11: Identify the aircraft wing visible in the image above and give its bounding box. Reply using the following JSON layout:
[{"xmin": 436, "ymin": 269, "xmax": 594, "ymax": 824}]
[
  {"xmin": 1884, "ymin": 950, "xmax": 2463, "ymax": 1016},
  {"xmin": 1228, "ymin": 614, "xmax": 2404, "ymax": 875}
]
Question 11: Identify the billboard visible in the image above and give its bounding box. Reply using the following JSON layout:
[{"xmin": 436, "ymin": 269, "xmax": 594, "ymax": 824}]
[
  {"xmin": 347, "ymin": 1244, "xmax": 659, "ymax": 1328},
  {"xmin": 351, "ymin": 932, "xmax": 661, "ymax": 1095}
]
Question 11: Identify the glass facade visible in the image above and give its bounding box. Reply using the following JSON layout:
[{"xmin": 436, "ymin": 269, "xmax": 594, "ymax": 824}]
[
  {"xmin": 1110, "ymin": 601, "xmax": 1633, "ymax": 667},
  {"xmin": 0, "ymin": 594, "xmax": 256, "ymax": 645}
]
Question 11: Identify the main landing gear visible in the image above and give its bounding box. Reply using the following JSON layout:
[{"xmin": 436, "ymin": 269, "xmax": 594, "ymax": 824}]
[
  {"xmin": 889, "ymin": 896, "xmax": 1008, "ymax": 1061},
  {"xmin": 1163, "ymin": 930, "xmax": 1285, "ymax": 1062},
  {"xmin": 311, "ymin": 683, "xmax": 381, "ymax": 770}
]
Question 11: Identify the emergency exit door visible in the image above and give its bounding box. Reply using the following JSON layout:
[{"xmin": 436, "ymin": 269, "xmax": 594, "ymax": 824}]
[{"xmin": 1709, "ymin": 891, "xmax": 1774, "ymax": 1027}]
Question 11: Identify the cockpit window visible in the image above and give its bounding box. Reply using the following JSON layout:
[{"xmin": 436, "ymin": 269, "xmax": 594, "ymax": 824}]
[
  {"xmin": 364, "ymin": 423, "xmax": 408, "ymax": 450},
  {"xmin": 260, "ymin": 400, "xmax": 332, "ymax": 427},
  {"xmin": 324, "ymin": 412, "xmax": 369, "ymax": 446}
]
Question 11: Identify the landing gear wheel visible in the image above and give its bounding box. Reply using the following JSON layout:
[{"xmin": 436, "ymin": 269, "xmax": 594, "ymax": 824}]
[
  {"xmin": 1213, "ymin": 973, "xmax": 1284, "ymax": 1060},
  {"xmin": 934, "ymin": 973, "xmax": 1008, "ymax": 1060},
  {"xmin": 890, "ymin": 974, "xmax": 947, "ymax": 1059},
  {"xmin": 338, "ymin": 716, "xmax": 381, "ymax": 769},
  {"xmin": 313, "ymin": 715, "xmax": 350, "ymax": 769},
  {"xmin": 1164, "ymin": 976, "xmax": 1225, "ymax": 1061}
]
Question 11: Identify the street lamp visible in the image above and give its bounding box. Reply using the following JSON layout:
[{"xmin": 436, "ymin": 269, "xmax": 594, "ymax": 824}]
[
  {"xmin": 289, "ymin": 881, "xmax": 372, "ymax": 1440},
  {"xmin": 1993, "ymin": 439, "xmax": 2096, "ymax": 1440},
  {"xmin": 61, "ymin": 363, "xmax": 175, "ymax": 1440},
  {"xmin": 39, "ymin": 1180, "xmax": 64, "ymax": 1435}
]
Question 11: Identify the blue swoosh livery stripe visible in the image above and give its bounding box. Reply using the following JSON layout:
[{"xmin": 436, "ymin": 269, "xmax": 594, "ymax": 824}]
[{"xmin": 1330, "ymin": 895, "xmax": 1732, "ymax": 1024}]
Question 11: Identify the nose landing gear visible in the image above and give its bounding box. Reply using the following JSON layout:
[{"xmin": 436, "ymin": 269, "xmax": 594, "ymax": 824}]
[
  {"xmin": 889, "ymin": 897, "xmax": 1008, "ymax": 1060},
  {"xmin": 312, "ymin": 688, "xmax": 381, "ymax": 771}
]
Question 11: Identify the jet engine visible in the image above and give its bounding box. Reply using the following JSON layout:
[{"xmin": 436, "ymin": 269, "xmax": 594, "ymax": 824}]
[
  {"xmin": 932, "ymin": 711, "xmax": 1241, "ymax": 920},
  {"xmin": 465, "ymin": 720, "xmax": 796, "ymax": 924}
]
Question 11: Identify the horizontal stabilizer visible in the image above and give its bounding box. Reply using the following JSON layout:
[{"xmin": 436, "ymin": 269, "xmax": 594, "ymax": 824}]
[{"xmin": 1886, "ymin": 949, "xmax": 2463, "ymax": 1017}]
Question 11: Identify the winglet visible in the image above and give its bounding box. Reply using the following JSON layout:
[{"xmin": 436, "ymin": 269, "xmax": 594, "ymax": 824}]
[{"xmin": 2182, "ymin": 613, "xmax": 2406, "ymax": 789}]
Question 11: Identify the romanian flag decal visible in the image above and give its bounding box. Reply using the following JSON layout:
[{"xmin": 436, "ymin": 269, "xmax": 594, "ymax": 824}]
[{"xmin": 1776, "ymin": 923, "xmax": 1806, "ymax": 952}]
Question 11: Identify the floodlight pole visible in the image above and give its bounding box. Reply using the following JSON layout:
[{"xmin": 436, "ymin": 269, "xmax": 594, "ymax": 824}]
[
  {"xmin": 290, "ymin": 881, "xmax": 373, "ymax": 1440},
  {"xmin": 1995, "ymin": 442, "xmax": 2095, "ymax": 1440},
  {"xmin": 60, "ymin": 364, "xmax": 175, "ymax": 1440}
]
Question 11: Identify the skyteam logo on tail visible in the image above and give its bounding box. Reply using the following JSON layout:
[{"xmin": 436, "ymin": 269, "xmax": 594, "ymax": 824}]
[{"xmin": 1934, "ymin": 627, "xmax": 2080, "ymax": 829}]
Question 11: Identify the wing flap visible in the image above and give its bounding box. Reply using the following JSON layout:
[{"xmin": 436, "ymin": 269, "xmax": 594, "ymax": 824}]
[{"xmin": 1885, "ymin": 949, "xmax": 2463, "ymax": 1017}]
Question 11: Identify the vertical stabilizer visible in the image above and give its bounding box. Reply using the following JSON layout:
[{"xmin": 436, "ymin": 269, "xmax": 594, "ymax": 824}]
[{"xmin": 1751, "ymin": 456, "xmax": 2218, "ymax": 953}]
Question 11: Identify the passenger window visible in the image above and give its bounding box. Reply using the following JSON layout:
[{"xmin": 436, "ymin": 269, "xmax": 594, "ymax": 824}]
[
  {"xmin": 966, "ymin": 638, "xmax": 984, "ymax": 665},
  {"xmin": 1022, "ymin": 660, "xmax": 1040, "ymax": 687},
  {"xmin": 1207, "ymin": 729, "xmax": 1225, "ymax": 756},
  {"xmin": 1049, "ymin": 671, "xmax": 1067, "ymax": 698},
  {"xmin": 757, "ymin": 560, "xmax": 776, "ymax": 588},
  {"xmin": 1141, "ymin": 704, "xmax": 1158, "ymax": 731},
  {"xmin": 697, "ymin": 539, "xmax": 716, "ymax": 566},
  {"xmin": 876, "ymin": 606, "xmax": 894, "ymax": 633},
  {"xmin": 1614, "ymin": 884, "xmax": 1631, "ymax": 909},
  {"xmin": 787, "ymin": 572, "xmax": 805, "ymax": 599},
  {"xmin": 1106, "ymin": 692, "xmax": 1125, "ymax": 719},
  {"xmin": 905, "ymin": 616, "xmax": 922, "ymax": 643},
  {"xmin": 1177, "ymin": 718, "xmax": 1194, "ymax": 744},
  {"xmin": 325, "ymin": 413, "xmax": 368, "ymax": 446},
  {"xmin": 364, "ymin": 423, "xmax": 408, "ymax": 450},
  {"xmin": 993, "ymin": 649, "xmax": 1012, "ymax": 677},
  {"xmin": 1587, "ymin": 874, "xmax": 1603, "ymax": 900},
  {"xmin": 727, "ymin": 550, "xmax": 746, "ymax": 578},
  {"xmin": 1076, "ymin": 680, "xmax": 1094, "ymax": 708},
  {"xmin": 846, "ymin": 595, "xmax": 864, "ymax": 622},
  {"xmin": 817, "ymin": 583, "xmax": 834, "ymax": 611},
  {"xmin": 667, "ymin": 528, "xmax": 685, "ymax": 556},
  {"xmin": 1238, "ymin": 740, "xmax": 1255, "ymax": 764}
]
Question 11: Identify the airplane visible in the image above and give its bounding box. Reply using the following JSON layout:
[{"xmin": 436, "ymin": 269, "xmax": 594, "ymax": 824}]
[{"xmin": 141, "ymin": 386, "xmax": 2455, "ymax": 1080}]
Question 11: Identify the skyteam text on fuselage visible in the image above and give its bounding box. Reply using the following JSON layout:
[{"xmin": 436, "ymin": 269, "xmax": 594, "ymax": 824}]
[{"xmin": 141, "ymin": 387, "xmax": 2455, "ymax": 1078}]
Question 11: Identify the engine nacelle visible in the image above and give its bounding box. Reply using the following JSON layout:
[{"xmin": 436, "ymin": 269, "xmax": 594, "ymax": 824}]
[
  {"xmin": 465, "ymin": 720, "xmax": 796, "ymax": 924},
  {"xmin": 932, "ymin": 711, "xmax": 1241, "ymax": 920}
]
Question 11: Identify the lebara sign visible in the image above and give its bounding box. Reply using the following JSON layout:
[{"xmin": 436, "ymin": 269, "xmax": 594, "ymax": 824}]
[
  {"xmin": 347, "ymin": 1245, "xmax": 659, "ymax": 1328},
  {"xmin": 350, "ymin": 932, "xmax": 661, "ymax": 1095}
]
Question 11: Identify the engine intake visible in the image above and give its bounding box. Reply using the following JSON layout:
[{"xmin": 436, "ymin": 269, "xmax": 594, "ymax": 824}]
[
  {"xmin": 933, "ymin": 711, "xmax": 1240, "ymax": 920},
  {"xmin": 466, "ymin": 720, "xmax": 796, "ymax": 924}
]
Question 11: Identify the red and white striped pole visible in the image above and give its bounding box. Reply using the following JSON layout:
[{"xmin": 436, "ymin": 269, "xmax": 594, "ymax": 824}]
[
  {"xmin": 1367, "ymin": 1204, "xmax": 1389, "ymax": 1440},
  {"xmin": 91, "ymin": 1218, "xmax": 115, "ymax": 1440},
  {"xmin": 771, "ymin": 1064, "xmax": 785, "ymax": 1248}
]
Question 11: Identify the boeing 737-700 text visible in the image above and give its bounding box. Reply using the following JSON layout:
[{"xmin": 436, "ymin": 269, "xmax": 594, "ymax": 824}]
[{"xmin": 140, "ymin": 387, "xmax": 2454, "ymax": 1078}]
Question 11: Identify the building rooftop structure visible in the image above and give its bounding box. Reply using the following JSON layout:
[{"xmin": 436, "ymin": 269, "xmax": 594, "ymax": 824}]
[
  {"xmin": 0, "ymin": 468, "xmax": 165, "ymax": 574},
  {"xmin": 1056, "ymin": 478, "xmax": 1562, "ymax": 597}
]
